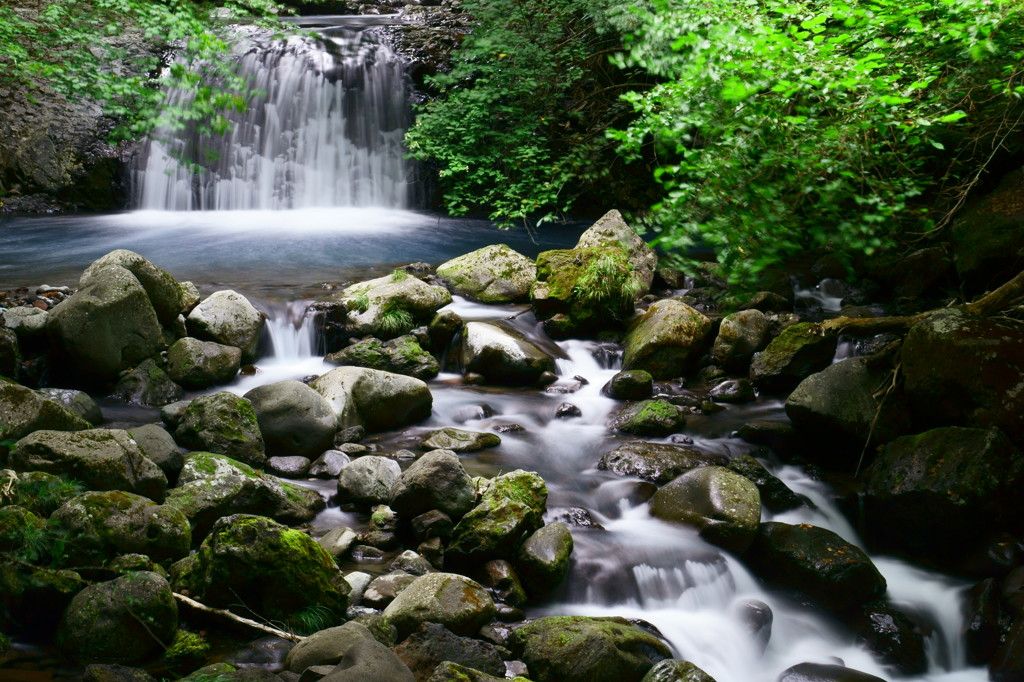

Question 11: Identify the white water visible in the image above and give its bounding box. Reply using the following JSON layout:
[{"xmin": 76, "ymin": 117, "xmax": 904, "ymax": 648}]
[{"xmin": 134, "ymin": 27, "xmax": 411, "ymax": 210}]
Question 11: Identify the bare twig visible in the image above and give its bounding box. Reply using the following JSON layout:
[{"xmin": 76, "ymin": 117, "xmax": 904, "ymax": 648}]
[{"xmin": 172, "ymin": 593, "xmax": 304, "ymax": 643}]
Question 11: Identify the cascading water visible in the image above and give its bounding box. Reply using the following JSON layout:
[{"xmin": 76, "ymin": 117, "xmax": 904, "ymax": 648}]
[{"xmin": 133, "ymin": 25, "xmax": 412, "ymax": 210}]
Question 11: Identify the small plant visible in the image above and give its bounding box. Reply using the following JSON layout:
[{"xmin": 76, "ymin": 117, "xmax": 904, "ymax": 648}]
[
  {"xmin": 349, "ymin": 293, "xmax": 371, "ymax": 314},
  {"xmin": 161, "ymin": 629, "xmax": 211, "ymax": 669},
  {"xmin": 377, "ymin": 304, "xmax": 415, "ymax": 338},
  {"xmin": 573, "ymin": 253, "xmax": 644, "ymax": 310},
  {"xmin": 390, "ymin": 269, "xmax": 409, "ymax": 282},
  {"xmin": 285, "ymin": 605, "xmax": 337, "ymax": 636}
]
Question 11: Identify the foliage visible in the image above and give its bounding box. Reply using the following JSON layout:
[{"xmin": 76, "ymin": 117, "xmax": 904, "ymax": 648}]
[
  {"xmin": 611, "ymin": 0, "xmax": 1024, "ymax": 285},
  {"xmin": 0, "ymin": 0, "xmax": 300, "ymax": 140},
  {"xmin": 161, "ymin": 629, "xmax": 211, "ymax": 669},
  {"xmin": 1, "ymin": 474, "xmax": 85, "ymax": 517},
  {"xmin": 283, "ymin": 604, "xmax": 337, "ymax": 636},
  {"xmin": 390, "ymin": 268, "xmax": 410, "ymax": 282},
  {"xmin": 404, "ymin": 0, "xmax": 637, "ymax": 226},
  {"xmin": 378, "ymin": 303, "xmax": 415, "ymax": 337},
  {"xmin": 573, "ymin": 252, "xmax": 644, "ymax": 310},
  {"xmin": 350, "ymin": 293, "xmax": 371, "ymax": 313}
]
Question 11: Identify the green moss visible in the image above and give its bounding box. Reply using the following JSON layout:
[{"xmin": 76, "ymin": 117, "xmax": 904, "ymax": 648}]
[
  {"xmin": 390, "ymin": 269, "xmax": 410, "ymax": 282},
  {"xmin": 162, "ymin": 628, "xmax": 211, "ymax": 668}
]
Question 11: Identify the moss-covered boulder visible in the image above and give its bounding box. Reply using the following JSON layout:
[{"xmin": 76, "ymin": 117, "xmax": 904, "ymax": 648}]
[
  {"xmin": 901, "ymin": 308, "xmax": 1024, "ymax": 444},
  {"xmin": 51, "ymin": 490, "xmax": 190, "ymax": 565},
  {"xmin": 598, "ymin": 441, "xmax": 727, "ymax": 484},
  {"xmin": 725, "ymin": 453, "xmax": 804, "ymax": 513},
  {"xmin": 381, "ymin": 572, "xmax": 496, "ymax": 638},
  {"xmin": 390, "ymin": 449, "xmax": 477, "ymax": 521},
  {"xmin": 577, "ymin": 210, "xmax": 658, "ymax": 285},
  {"xmin": 170, "ymin": 514, "xmax": 349, "ymax": 622},
  {"xmin": 326, "ymin": 335, "xmax": 439, "ymax": 381},
  {"xmin": 108, "ymin": 358, "xmax": 184, "ymax": 407},
  {"xmin": 80, "ymin": 250, "xmax": 186, "ymax": 328},
  {"xmin": 448, "ymin": 470, "xmax": 547, "ymax": 563},
  {"xmin": 621, "ymin": 300, "xmax": 713, "ymax": 380},
  {"xmin": 436, "ymin": 244, "xmax": 537, "ymax": 303},
  {"xmin": 744, "ymin": 522, "xmax": 887, "ymax": 614},
  {"xmin": 0, "ymin": 378, "xmax": 91, "ymax": 442},
  {"xmin": 311, "ymin": 366, "xmax": 433, "ymax": 433},
  {"xmin": 514, "ymin": 521, "xmax": 573, "ymax": 596},
  {"xmin": 420, "ymin": 427, "xmax": 501, "ymax": 453},
  {"xmin": 641, "ymin": 660, "xmax": 717, "ymax": 682},
  {"xmin": 0, "ymin": 559, "xmax": 81, "ymax": 635},
  {"xmin": 58, "ymin": 571, "xmax": 177, "ymax": 665},
  {"xmin": 47, "ymin": 264, "xmax": 165, "ymax": 387},
  {"xmin": 510, "ymin": 615, "xmax": 672, "ymax": 682},
  {"xmin": 712, "ymin": 309, "xmax": 770, "ymax": 372},
  {"xmin": 459, "ymin": 321, "xmax": 556, "ymax": 386},
  {"xmin": 650, "ymin": 466, "xmax": 761, "ymax": 554},
  {"xmin": 11, "ymin": 429, "xmax": 167, "ymax": 501},
  {"xmin": 243, "ymin": 380, "xmax": 337, "ymax": 458},
  {"xmin": 186, "ymin": 290, "xmax": 264, "ymax": 363},
  {"xmin": 128, "ymin": 424, "xmax": 184, "ymax": 481},
  {"xmin": 610, "ymin": 400, "xmax": 687, "ymax": 437},
  {"xmin": 749, "ymin": 323, "xmax": 836, "ymax": 393},
  {"xmin": 0, "ymin": 505, "xmax": 46, "ymax": 555},
  {"xmin": 173, "ymin": 392, "xmax": 266, "ymax": 469},
  {"xmin": 316, "ymin": 272, "xmax": 452, "ymax": 341},
  {"xmin": 0, "ymin": 471, "xmax": 83, "ymax": 517},
  {"xmin": 35, "ymin": 388, "xmax": 102, "ymax": 425},
  {"xmin": 602, "ymin": 370, "xmax": 653, "ymax": 400},
  {"xmin": 863, "ymin": 426, "xmax": 1023, "ymax": 562},
  {"xmin": 165, "ymin": 337, "xmax": 241, "ymax": 389},
  {"xmin": 165, "ymin": 452, "xmax": 324, "ymax": 540}
]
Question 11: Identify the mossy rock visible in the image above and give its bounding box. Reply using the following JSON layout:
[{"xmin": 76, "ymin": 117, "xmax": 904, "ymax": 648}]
[
  {"xmin": 326, "ymin": 334, "xmax": 439, "ymax": 381},
  {"xmin": 318, "ymin": 273, "xmax": 452, "ymax": 340},
  {"xmin": 610, "ymin": 400, "xmax": 686, "ymax": 437},
  {"xmin": 173, "ymin": 392, "xmax": 266, "ymax": 469},
  {"xmin": 598, "ymin": 441, "xmax": 727, "ymax": 484},
  {"xmin": 514, "ymin": 521, "xmax": 573, "ymax": 596},
  {"xmin": 0, "ymin": 470, "xmax": 85, "ymax": 517},
  {"xmin": 749, "ymin": 323, "xmax": 836, "ymax": 393},
  {"xmin": 458, "ymin": 321, "xmax": 555, "ymax": 386},
  {"xmin": 621, "ymin": 300, "xmax": 713, "ymax": 380},
  {"xmin": 310, "ymin": 366, "xmax": 433, "ymax": 433},
  {"xmin": 166, "ymin": 337, "xmax": 241, "ymax": 389},
  {"xmin": 170, "ymin": 514, "xmax": 349, "ymax": 623},
  {"xmin": 389, "ymin": 449, "xmax": 477, "ymax": 521},
  {"xmin": 380, "ymin": 572, "xmax": 496, "ymax": 639},
  {"xmin": 448, "ymin": 470, "xmax": 547, "ymax": 562},
  {"xmin": 0, "ymin": 505, "xmax": 46, "ymax": 555},
  {"xmin": 0, "ymin": 378, "xmax": 91, "ymax": 442},
  {"xmin": 186, "ymin": 290, "xmax": 264, "ymax": 363},
  {"xmin": 108, "ymin": 358, "xmax": 184, "ymax": 407},
  {"xmin": 419, "ymin": 427, "xmax": 501, "ymax": 453},
  {"xmin": 436, "ymin": 244, "xmax": 537, "ymax": 303},
  {"xmin": 80, "ymin": 249, "xmax": 187, "ymax": 327}
]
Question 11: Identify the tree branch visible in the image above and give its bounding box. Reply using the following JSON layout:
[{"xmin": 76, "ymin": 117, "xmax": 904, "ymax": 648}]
[{"xmin": 172, "ymin": 593, "xmax": 304, "ymax": 643}]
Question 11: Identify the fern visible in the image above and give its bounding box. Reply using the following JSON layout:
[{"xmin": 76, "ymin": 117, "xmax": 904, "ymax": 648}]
[
  {"xmin": 285, "ymin": 605, "xmax": 337, "ymax": 636},
  {"xmin": 390, "ymin": 269, "xmax": 410, "ymax": 282},
  {"xmin": 573, "ymin": 254, "xmax": 644, "ymax": 309}
]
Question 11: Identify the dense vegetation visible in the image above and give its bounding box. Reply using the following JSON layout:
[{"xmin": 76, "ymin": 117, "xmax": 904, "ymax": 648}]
[{"xmin": 412, "ymin": 0, "xmax": 1024, "ymax": 284}]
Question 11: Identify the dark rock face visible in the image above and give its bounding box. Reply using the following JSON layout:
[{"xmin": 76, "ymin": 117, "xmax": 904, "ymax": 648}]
[
  {"xmin": 392, "ymin": 622, "xmax": 505, "ymax": 680},
  {"xmin": 853, "ymin": 602, "xmax": 928, "ymax": 676},
  {"xmin": 776, "ymin": 662, "xmax": 887, "ymax": 682},
  {"xmin": 949, "ymin": 165, "xmax": 1024, "ymax": 293},
  {"xmin": 598, "ymin": 441, "xmax": 727, "ymax": 485},
  {"xmin": 749, "ymin": 323, "xmax": 837, "ymax": 393}
]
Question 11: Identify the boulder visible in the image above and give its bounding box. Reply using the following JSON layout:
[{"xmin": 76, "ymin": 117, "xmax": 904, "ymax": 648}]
[
  {"xmin": 51, "ymin": 490, "xmax": 190, "ymax": 565},
  {"xmin": 362, "ymin": 571, "xmax": 418, "ymax": 609},
  {"xmin": 390, "ymin": 449, "xmax": 476, "ymax": 520},
  {"xmin": 744, "ymin": 522, "xmax": 886, "ymax": 614},
  {"xmin": 337, "ymin": 456, "xmax": 402, "ymax": 506},
  {"xmin": 381, "ymin": 572, "xmax": 496, "ymax": 638},
  {"xmin": 173, "ymin": 392, "xmax": 266, "ymax": 468},
  {"xmin": 309, "ymin": 450, "xmax": 351, "ymax": 478},
  {"xmin": 426, "ymin": 662, "xmax": 515, "ymax": 682},
  {"xmin": 621, "ymin": 300, "xmax": 713, "ymax": 379},
  {"xmin": 650, "ymin": 466, "xmax": 761, "ymax": 554},
  {"xmin": 283, "ymin": 621, "xmax": 375, "ymax": 673},
  {"xmin": 57, "ymin": 571, "xmax": 177, "ymax": 665},
  {"xmin": 310, "ymin": 366, "xmax": 432, "ymax": 433},
  {"xmin": 514, "ymin": 521, "xmax": 573, "ymax": 595},
  {"xmin": 862, "ymin": 426, "xmax": 1023, "ymax": 561},
  {"xmin": 3, "ymin": 306, "xmax": 48, "ymax": 339},
  {"xmin": 11, "ymin": 429, "xmax": 166, "ymax": 501},
  {"xmin": 459, "ymin": 321, "xmax": 555, "ymax": 386},
  {"xmin": 170, "ymin": 514, "xmax": 349, "ymax": 623},
  {"xmin": 108, "ymin": 359, "xmax": 184, "ymax": 407},
  {"xmin": 186, "ymin": 290, "xmax": 264, "ymax": 362},
  {"xmin": 510, "ymin": 615, "xmax": 671, "ymax": 682},
  {"xmin": 480, "ymin": 559, "xmax": 527, "ymax": 608},
  {"xmin": 641, "ymin": 660, "xmax": 717, "ymax": 682},
  {"xmin": 80, "ymin": 250, "xmax": 185, "ymax": 327},
  {"xmin": 611, "ymin": 400, "xmax": 687, "ymax": 437},
  {"xmin": 165, "ymin": 337, "xmax": 241, "ymax": 389},
  {"xmin": 725, "ymin": 453, "xmax": 804, "ymax": 513},
  {"xmin": 853, "ymin": 602, "xmax": 928, "ymax": 676},
  {"xmin": 326, "ymin": 335, "xmax": 439, "ymax": 381},
  {"xmin": 165, "ymin": 452, "xmax": 324, "ymax": 539},
  {"xmin": 0, "ymin": 470, "xmax": 84, "ymax": 517},
  {"xmin": 128, "ymin": 424, "xmax": 184, "ymax": 481},
  {"xmin": 749, "ymin": 323, "xmax": 837, "ymax": 393},
  {"xmin": 47, "ymin": 264, "xmax": 164, "ymax": 387},
  {"xmin": 316, "ymin": 273, "xmax": 451, "ymax": 341},
  {"xmin": 436, "ymin": 244, "xmax": 536, "ymax": 303},
  {"xmin": 320, "ymin": 638, "xmax": 416, "ymax": 682},
  {"xmin": 598, "ymin": 441, "xmax": 727, "ymax": 484},
  {"xmin": 265, "ymin": 456, "xmax": 310, "ymax": 478},
  {"xmin": 0, "ymin": 379, "xmax": 90, "ymax": 441},
  {"xmin": 393, "ymin": 622, "xmax": 505, "ymax": 680},
  {"xmin": 35, "ymin": 388, "xmax": 102, "ymax": 425},
  {"xmin": 0, "ymin": 328, "xmax": 21, "ymax": 379},
  {"xmin": 448, "ymin": 469, "xmax": 547, "ymax": 562},
  {"xmin": 419, "ymin": 427, "xmax": 501, "ymax": 453},
  {"xmin": 575, "ymin": 210, "xmax": 658, "ymax": 289},
  {"xmin": 776, "ymin": 662, "xmax": 886, "ymax": 682},
  {"xmin": 949, "ymin": 165, "xmax": 1024, "ymax": 293},
  {"xmin": 243, "ymin": 380, "xmax": 337, "ymax": 458},
  {"xmin": 901, "ymin": 308, "xmax": 1024, "ymax": 444},
  {"xmin": 602, "ymin": 370, "xmax": 654, "ymax": 400},
  {"xmin": 712, "ymin": 309, "xmax": 770, "ymax": 372}
]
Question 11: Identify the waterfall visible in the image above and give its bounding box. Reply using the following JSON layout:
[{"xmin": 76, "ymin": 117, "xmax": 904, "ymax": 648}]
[{"xmin": 133, "ymin": 26, "xmax": 412, "ymax": 211}]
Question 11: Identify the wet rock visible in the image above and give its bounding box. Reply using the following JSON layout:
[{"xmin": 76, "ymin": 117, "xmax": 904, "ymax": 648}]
[
  {"xmin": 510, "ymin": 615, "xmax": 671, "ymax": 682},
  {"xmin": 556, "ymin": 402, "xmax": 583, "ymax": 419},
  {"xmin": 362, "ymin": 571, "xmax": 417, "ymax": 609},
  {"xmin": 0, "ymin": 328, "xmax": 21, "ymax": 379},
  {"xmin": 187, "ymin": 290, "xmax": 264, "ymax": 362},
  {"xmin": 621, "ymin": 299, "xmax": 713, "ymax": 379},
  {"xmin": 394, "ymin": 622, "xmax": 506, "ymax": 680},
  {"xmin": 726, "ymin": 453, "xmax": 804, "ymax": 513},
  {"xmin": 82, "ymin": 664, "xmax": 159, "ymax": 682},
  {"xmin": 749, "ymin": 323, "xmax": 837, "ymax": 393},
  {"xmin": 80, "ymin": 250, "xmax": 187, "ymax": 327},
  {"xmin": 319, "ymin": 638, "xmax": 415, "ymax": 682},
  {"xmin": 309, "ymin": 450, "xmax": 351, "ymax": 478},
  {"xmin": 361, "ymin": 504, "xmax": 400, "ymax": 549},
  {"xmin": 436, "ymin": 244, "xmax": 536, "ymax": 303},
  {"xmin": 335, "ymin": 425, "xmax": 366, "ymax": 444},
  {"xmin": 173, "ymin": 391, "xmax": 266, "ymax": 469},
  {"xmin": 776, "ymin": 662, "xmax": 886, "ymax": 682},
  {"xmin": 284, "ymin": 621, "xmax": 375, "ymax": 673},
  {"xmin": 166, "ymin": 337, "xmax": 241, "ymax": 389},
  {"xmin": 514, "ymin": 521, "xmax": 573, "ymax": 596},
  {"xmin": 170, "ymin": 514, "xmax": 350, "ymax": 623},
  {"xmin": 481, "ymin": 559, "xmax": 527, "ymax": 608},
  {"xmin": 165, "ymin": 452, "xmax": 324, "ymax": 539},
  {"xmin": 317, "ymin": 526, "xmax": 358, "ymax": 560},
  {"xmin": 338, "ymin": 456, "xmax": 401, "ymax": 506},
  {"xmin": 650, "ymin": 466, "xmax": 761, "ymax": 554},
  {"xmin": 326, "ymin": 334, "xmax": 439, "ymax": 380},
  {"xmin": 708, "ymin": 379, "xmax": 756, "ymax": 404},
  {"xmin": 47, "ymin": 264, "xmax": 164, "ymax": 386},
  {"xmin": 35, "ymin": 387, "xmax": 102, "ymax": 425},
  {"xmin": 602, "ymin": 370, "xmax": 654, "ymax": 400},
  {"xmin": 740, "ymin": 291, "xmax": 791, "ymax": 313},
  {"xmin": 317, "ymin": 272, "xmax": 450, "ymax": 342},
  {"xmin": 109, "ymin": 359, "xmax": 183, "ymax": 407},
  {"xmin": 389, "ymin": 550, "xmax": 436, "ymax": 577},
  {"xmin": 266, "ymin": 456, "xmax": 311, "ymax": 478},
  {"xmin": 58, "ymin": 571, "xmax": 177, "ymax": 665},
  {"xmin": 0, "ymin": 378, "xmax": 91, "ymax": 441},
  {"xmin": 949, "ymin": 165, "xmax": 1024, "ymax": 293},
  {"xmin": 853, "ymin": 602, "xmax": 928, "ymax": 676},
  {"xmin": 641, "ymin": 659, "xmax": 717, "ymax": 682},
  {"xmin": 425, "ymin": 662, "xmax": 511, "ymax": 682},
  {"xmin": 11, "ymin": 428, "xmax": 166, "ymax": 501},
  {"xmin": 3, "ymin": 306, "xmax": 49, "ymax": 339},
  {"xmin": 420, "ymin": 427, "xmax": 501, "ymax": 452},
  {"xmin": 611, "ymin": 400, "xmax": 687, "ymax": 437},
  {"xmin": 381, "ymin": 572, "xmax": 496, "ymax": 638},
  {"xmin": 448, "ymin": 469, "xmax": 547, "ymax": 562},
  {"xmin": 734, "ymin": 599, "xmax": 773, "ymax": 654},
  {"xmin": 159, "ymin": 400, "xmax": 190, "ymax": 429},
  {"xmin": 411, "ymin": 510, "xmax": 454, "ymax": 541},
  {"xmin": 598, "ymin": 441, "xmax": 727, "ymax": 485},
  {"xmin": 244, "ymin": 380, "xmax": 337, "ymax": 459},
  {"xmin": 429, "ymin": 309, "xmax": 464, "ymax": 359},
  {"xmin": 736, "ymin": 420, "xmax": 801, "ymax": 460},
  {"xmin": 459, "ymin": 321, "xmax": 555, "ymax": 385},
  {"xmin": 593, "ymin": 479, "xmax": 659, "ymax": 517},
  {"xmin": 712, "ymin": 309, "xmax": 770, "ymax": 372},
  {"xmin": 51, "ymin": 490, "xmax": 190, "ymax": 565},
  {"xmin": 549, "ymin": 506, "xmax": 602, "ymax": 529},
  {"xmin": 390, "ymin": 449, "xmax": 476, "ymax": 521},
  {"xmin": 310, "ymin": 366, "xmax": 432, "ymax": 433},
  {"xmin": 964, "ymin": 578, "xmax": 1003, "ymax": 665},
  {"xmin": 863, "ymin": 426, "xmax": 1023, "ymax": 562},
  {"xmin": 744, "ymin": 522, "xmax": 886, "ymax": 614},
  {"xmin": 991, "ymin": 619, "xmax": 1024, "ymax": 682}
]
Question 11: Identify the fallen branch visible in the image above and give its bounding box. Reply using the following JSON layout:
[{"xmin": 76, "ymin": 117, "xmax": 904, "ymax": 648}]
[{"xmin": 172, "ymin": 592, "xmax": 304, "ymax": 643}]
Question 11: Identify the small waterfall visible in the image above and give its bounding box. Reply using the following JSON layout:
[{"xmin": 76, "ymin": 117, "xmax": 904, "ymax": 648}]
[
  {"xmin": 263, "ymin": 299, "xmax": 320, "ymax": 359},
  {"xmin": 134, "ymin": 26, "xmax": 412, "ymax": 210}
]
